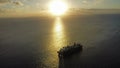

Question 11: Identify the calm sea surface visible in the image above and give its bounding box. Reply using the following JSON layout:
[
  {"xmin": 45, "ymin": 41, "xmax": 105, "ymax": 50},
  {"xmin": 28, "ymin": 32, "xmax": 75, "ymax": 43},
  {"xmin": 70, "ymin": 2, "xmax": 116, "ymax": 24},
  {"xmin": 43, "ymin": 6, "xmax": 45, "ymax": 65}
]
[{"xmin": 0, "ymin": 14, "xmax": 120, "ymax": 68}]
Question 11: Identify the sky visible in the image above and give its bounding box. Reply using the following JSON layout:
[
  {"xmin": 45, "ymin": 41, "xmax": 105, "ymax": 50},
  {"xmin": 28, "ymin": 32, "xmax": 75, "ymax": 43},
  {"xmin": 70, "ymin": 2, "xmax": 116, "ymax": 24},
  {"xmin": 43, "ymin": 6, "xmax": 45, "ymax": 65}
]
[{"xmin": 0, "ymin": 0, "xmax": 120, "ymax": 17}]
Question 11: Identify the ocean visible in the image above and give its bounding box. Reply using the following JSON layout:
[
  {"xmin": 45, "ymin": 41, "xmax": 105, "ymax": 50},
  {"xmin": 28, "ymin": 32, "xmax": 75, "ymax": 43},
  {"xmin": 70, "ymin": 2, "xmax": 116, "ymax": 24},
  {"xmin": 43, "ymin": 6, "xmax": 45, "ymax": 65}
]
[{"xmin": 0, "ymin": 14, "xmax": 120, "ymax": 68}]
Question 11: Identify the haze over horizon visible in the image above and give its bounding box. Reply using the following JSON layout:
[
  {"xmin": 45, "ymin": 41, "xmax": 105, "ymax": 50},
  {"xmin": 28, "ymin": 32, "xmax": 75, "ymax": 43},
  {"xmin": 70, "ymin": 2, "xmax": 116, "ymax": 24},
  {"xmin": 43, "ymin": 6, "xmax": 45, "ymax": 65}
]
[{"xmin": 0, "ymin": 0, "xmax": 120, "ymax": 17}]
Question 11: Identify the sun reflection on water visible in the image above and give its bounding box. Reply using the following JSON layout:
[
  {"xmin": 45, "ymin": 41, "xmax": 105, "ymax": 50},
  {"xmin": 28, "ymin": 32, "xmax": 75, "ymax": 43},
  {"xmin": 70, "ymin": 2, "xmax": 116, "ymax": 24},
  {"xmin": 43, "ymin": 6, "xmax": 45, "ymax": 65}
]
[
  {"xmin": 54, "ymin": 18, "xmax": 62, "ymax": 32},
  {"xmin": 49, "ymin": 17, "xmax": 67, "ymax": 67},
  {"xmin": 39, "ymin": 17, "xmax": 68, "ymax": 68},
  {"xmin": 53, "ymin": 17, "xmax": 66, "ymax": 49}
]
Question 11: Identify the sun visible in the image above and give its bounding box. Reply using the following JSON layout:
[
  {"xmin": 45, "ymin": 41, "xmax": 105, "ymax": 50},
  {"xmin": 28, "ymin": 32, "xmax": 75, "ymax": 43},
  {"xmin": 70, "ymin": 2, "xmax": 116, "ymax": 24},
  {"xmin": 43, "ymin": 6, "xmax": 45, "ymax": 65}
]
[{"xmin": 49, "ymin": 0, "xmax": 68, "ymax": 16}]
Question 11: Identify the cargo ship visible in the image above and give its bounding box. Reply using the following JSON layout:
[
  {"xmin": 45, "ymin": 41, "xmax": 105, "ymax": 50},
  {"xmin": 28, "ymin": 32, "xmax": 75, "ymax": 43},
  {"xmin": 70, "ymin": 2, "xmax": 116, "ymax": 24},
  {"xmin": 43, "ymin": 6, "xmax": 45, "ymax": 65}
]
[{"xmin": 57, "ymin": 43, "xmax": 83, "ymax": 58}]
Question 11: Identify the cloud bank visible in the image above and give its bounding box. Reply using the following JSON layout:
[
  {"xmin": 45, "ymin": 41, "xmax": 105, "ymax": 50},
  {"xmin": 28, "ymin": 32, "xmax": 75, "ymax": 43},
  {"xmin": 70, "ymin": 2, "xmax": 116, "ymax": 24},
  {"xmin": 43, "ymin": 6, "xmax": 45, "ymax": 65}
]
[
  {"xmin": 0, "ymin": 0, "xmax": 9, "ymax": 3},
  {"xmin": 13, "ymin": 1, "xmax": 24, "ymax": 6},
  {"xmin": 0, "ymin": 0, "xmax": 10, "ymax": 5},
  {"xmin": 0, "ymin": 0, "xmax": 23, "ymax": 6}
]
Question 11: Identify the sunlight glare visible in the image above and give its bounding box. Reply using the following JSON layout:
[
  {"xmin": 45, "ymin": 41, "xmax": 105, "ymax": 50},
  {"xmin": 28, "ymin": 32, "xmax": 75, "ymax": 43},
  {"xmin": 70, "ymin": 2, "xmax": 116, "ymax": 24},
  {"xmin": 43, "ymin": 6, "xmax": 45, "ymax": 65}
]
[{"xmin": 49, "ymin": 0, "xmax": 68, "ymax": 16}]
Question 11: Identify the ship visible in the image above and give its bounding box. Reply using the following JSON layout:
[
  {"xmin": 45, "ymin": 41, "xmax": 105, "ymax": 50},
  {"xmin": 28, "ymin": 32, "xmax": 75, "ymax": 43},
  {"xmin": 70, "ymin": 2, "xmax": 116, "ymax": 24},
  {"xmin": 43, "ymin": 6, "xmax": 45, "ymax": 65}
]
[{"xmin": 57, "ymin": 43, "xmax": 83, "ymax": 58}]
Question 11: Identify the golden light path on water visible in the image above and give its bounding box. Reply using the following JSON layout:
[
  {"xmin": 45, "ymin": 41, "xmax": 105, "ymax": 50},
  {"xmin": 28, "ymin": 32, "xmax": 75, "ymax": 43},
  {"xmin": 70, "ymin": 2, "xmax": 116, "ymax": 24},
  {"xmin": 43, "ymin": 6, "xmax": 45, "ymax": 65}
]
[
  {"xmin": 53, "ymin": 17, "xmax": 67, "ymax": 49},
  {"xmin": 40, "ymin": 17, "xmax": 68, "ymax": 68}
]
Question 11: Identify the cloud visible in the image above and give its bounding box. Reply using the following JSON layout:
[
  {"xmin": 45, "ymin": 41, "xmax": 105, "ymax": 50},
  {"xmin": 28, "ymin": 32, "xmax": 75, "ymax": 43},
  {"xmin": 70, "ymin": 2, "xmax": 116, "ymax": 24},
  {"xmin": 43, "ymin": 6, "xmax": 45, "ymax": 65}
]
[
  {"xmin": 12, "ymin": 1, "xmax": 24, "ymax": 6},
  {"xmin": 0, "ymin": 0, "xmax": 9, "ymax": 3},
  {"xmin": 0, "ymin": 0, "xmax": 10, "ymax": 5},
  {"xmin": 0, "ymin": 8, "xmax": 4, "ymax": 12},
  {"xmin": 82, "ymin": 0, "xmax": 88, "ymax": 4},
  {"xmin": 82, "ymin": 0, "xmax": 104, "ymax": 4},
  {"xmin": 0, "ymin": 0, "xmax": 24, "ymax": 6}
]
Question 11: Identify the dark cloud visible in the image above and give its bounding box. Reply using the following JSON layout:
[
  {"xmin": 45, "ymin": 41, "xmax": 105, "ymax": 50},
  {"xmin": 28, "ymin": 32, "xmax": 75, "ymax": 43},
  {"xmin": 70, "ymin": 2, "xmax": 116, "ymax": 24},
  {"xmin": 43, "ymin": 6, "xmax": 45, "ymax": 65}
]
[
  {"xmin": 0, "ymin": 0, "xmax": 23, "ymax": 6},
  {"xmin": 0, "ymin": 0, "xmax": 9, "ymax": 3},
  {"xmin": 13, "ymin": 1, "xmax": 24, "ymax": 6},
  {"xmin": 0, "ymin": 9, "xmax": 4, "ymax": 12},
  {"xmin": 0, "ymin": 0, "xmax": 10, "ymax": 5}
]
